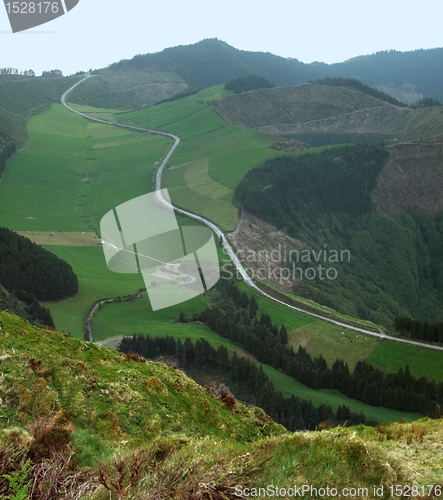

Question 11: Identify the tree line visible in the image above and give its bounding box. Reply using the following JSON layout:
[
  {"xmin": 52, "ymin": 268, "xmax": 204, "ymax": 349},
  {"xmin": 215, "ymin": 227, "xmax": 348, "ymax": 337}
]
[
  {"xmin": 119, "ymin": 333, "xmax": 374, "ymax": 431},
  {"xmin": 178, "ymin": 282, "xmax": 443, "ymax": 416},
  {"xmin": 0, "ymin": 142, "xmax": 16, "ymax": 178},
  {"xmin": 394, "ymin": 317, "xmax": 443, "ymax": 343},
  {"xmin": 311, "ymin": 77, "xmax": 406, "ymax": 106},
  {"xmin": 0, "ymin": 227, "xmax": 78, "ymax": 301},
  {"xmin": 0, "ymin": 68, "xmax": 35, "ymax": 76},
  {"xmin": 224, "ymin": 75, "xmax": 275, "ymax": 94}
]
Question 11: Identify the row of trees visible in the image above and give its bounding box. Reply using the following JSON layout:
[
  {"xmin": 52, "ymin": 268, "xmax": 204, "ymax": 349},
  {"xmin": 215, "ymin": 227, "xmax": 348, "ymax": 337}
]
[
  {"xmin": 394, "ymin": 317, "xmax": 443, "ymax": 343},
  {"xmin": 0, "ymin": 227, "xmax": 78, "ymax": 301},
  {"xmin": 224, "ymin": 75, "xmax": 275, "ymax": 94},
  {"xmin": 412, "ymin": 97, "xmax": 442, "ymax": 108},
  {"xmin": 119, "ymin": 333, "xmax": 373, "ymax": 431},
  {"xmin": 312, "ymin": 77, "xmax": 406, "ymax": 106},
  {"xmin": 0, "ymin": 142, "xmax": 16, "ymax": 177},
  {"xmin": 0, "ymin": 68, "xmax": 35, "ymax": 76},
  {"xmin": 184, "ymin": 282, "xmax": 443, "ymax": 416}
]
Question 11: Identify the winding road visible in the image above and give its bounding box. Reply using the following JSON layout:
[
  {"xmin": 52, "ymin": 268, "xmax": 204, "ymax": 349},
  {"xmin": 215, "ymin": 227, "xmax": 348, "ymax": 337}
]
[{"xmin": 62, "ymin": 76, "xmax": 443, "ymax": 353}]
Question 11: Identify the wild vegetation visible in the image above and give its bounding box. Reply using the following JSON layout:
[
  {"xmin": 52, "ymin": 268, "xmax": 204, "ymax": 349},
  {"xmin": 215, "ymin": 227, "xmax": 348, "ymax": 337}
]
[
  {"xmin": 394, "ymin": 317, "xmax": 443, "ymax": 343},
  {"xmin": 0, "ymin": 311, "xmax": 442, "ymax": 499},
  {"xmin": 311, "ymin": 77, "xmax": 406, "ymax": 106},
  {"xmin": 0, "ymin": 74, "xmax": 81, "ymax": 150},
  {"xmin": 120, "ymin": 333, "xmax": 376, "ymax": 430},
  {"xmin": 0, "ymin": 284, "xmax": 54, "ymax": 327},
  {"xmin": 235, "ymin": 143, "xmax": 443, "ymax": 326},
  {"xmin": 215, "ymin": 82, "xmax": 443, "ymax": 141},
  {"xmin": 66, "ymin": 71, "xmax": 188, "ymax": 110}
]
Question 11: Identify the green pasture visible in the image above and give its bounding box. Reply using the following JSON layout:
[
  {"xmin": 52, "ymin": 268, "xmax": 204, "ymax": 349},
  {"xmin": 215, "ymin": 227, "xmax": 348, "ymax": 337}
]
[
  {"xmin": 41, "ymin": 212, "xmax": 222, "ymax": 338},
  {"xmin": 118, "ymin": 86, "xmax": 292, "ymax": 229},
  {"xmin": 41, "ymin": 245, "xmax": 142, "ymax": 337},
  {"xmin": 0, "ymin": 103, "xmax": 172, "ymax": 232},
  {"xmin": 367, "ymin": 340, "xmax": 443, "ymax": 382},
  {"xmin": 235, "ymin": 282, "xmax": 380, "ymax": 370}
]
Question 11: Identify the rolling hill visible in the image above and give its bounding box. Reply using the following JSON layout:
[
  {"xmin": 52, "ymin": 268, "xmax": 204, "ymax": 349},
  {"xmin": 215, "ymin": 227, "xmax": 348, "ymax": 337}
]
[{"xmin": 214, "ymin": 83, "xmax": 443, "ymax": 141}]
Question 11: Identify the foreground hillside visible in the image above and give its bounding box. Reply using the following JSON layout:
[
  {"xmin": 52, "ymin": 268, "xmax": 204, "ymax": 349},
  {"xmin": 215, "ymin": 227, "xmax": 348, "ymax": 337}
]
[{"xmin": 0, "ymin": 311, "xmax": 442, "ymax": 499}]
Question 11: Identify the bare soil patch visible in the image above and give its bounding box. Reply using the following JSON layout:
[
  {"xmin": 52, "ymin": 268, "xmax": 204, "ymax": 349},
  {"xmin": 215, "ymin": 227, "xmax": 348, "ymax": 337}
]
[
  {"xmin": 16, "ymin": 231, "xmax": 101, "ymax": 246},
  {"xmin": 373, "ymin": 141, "xmax": 443, "ymax": 215}
]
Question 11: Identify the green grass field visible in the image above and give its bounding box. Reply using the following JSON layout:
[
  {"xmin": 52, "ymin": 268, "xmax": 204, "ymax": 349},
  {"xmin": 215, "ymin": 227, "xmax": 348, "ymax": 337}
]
[
  {"xmin": 118, "ymin": 86, "xmax": 294, "ymax": 229},
  {"xmin": 0, "ymin": 103, "xmax": 172, "ymax": 233},
  {"xmin": 367, "ymin": 340, "xmax": 443, "ymax": 382},
  {"xmin": 235, "ymin": 282, "xmax": 380, "ymax": 370}
]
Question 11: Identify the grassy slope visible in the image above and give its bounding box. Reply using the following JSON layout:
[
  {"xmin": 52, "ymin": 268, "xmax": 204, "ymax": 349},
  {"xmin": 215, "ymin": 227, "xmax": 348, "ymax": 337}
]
[
  {"xmin": 0, "ymin": 75, "xmax": 83, "ymax": 150},
  {"xmin": 0, "ymin": 103, "xmax": 171, "ymax": 233},
  {"xmin": 118, "ymin": 86, "xmax": 293, "ymax": 229},
  {"xmin": 0, "ymin": 311, "xmax": 282, "ymax": 448},
  {"xmin": 1, "ymin": 311, "xmax": 441, "ymax": 497}
]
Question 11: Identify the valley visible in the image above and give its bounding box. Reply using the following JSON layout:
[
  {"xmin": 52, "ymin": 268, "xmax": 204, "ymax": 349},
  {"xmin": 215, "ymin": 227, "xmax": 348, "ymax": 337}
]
[
  {"xmin": 2, "ymin": 39, "xmax": 443, "ymax": 498},
  {"xmin": 1, "ymin": 72, "xmax": 442, "ymax": 426}
]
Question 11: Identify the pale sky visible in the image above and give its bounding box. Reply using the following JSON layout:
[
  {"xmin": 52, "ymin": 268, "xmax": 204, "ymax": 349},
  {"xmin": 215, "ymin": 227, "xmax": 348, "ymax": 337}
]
[{"xmin": 1, "ymin": 0, "xmax": 442, "ymax": 76}]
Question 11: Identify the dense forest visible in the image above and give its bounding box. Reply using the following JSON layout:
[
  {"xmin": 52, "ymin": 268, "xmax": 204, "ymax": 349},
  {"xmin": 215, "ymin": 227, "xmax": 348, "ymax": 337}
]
[
  {"xmin": 119, "ymin": 333, "xmax": 374, "ymax": 431},
  {"xmin": 234, "ymin": 144, "xmax": 443, "ymax": 326},
  {"xmin": 0, "ymin": 227, "xmax": 78, "ymax": 301},
  {"xmin": 224, "ymin": 75, "xmax": 275, "ymax": 94}
]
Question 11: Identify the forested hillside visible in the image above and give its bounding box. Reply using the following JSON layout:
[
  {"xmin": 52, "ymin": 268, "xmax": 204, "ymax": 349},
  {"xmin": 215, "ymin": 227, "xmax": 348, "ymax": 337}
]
[
  {"xmin": 0, "ymin": 284, "xmax": 54, "ymax": 327},
  {"xmin": 234, "ymin": 144, "xmax": 443, "ymax": 326},
  {"xmin": 108, "ymin": 39, "xmax": 443, "ymax": 101},
  {"xmin": 0, "ymin": 227, "xmax": 78, "ymax": 301}
]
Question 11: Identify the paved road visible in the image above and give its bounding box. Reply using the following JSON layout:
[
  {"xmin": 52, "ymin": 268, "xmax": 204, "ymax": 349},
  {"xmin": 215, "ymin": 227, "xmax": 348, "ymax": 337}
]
[{"xmin": 61, "ymin": 77, "xmax": 443, "ymax": 353}]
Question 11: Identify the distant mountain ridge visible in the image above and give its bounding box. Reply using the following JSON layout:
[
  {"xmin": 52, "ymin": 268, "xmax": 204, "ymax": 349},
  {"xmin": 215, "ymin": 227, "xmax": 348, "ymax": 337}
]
[{"xmin": 108, "ymin": 38, "xmax": 443, "ymax": 102}]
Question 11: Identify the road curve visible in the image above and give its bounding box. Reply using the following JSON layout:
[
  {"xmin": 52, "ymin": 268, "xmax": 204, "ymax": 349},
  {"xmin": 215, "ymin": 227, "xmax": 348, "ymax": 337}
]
[{"xmin": 61, "ymin": 76, "xmax": 443, "ymax": 354}]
